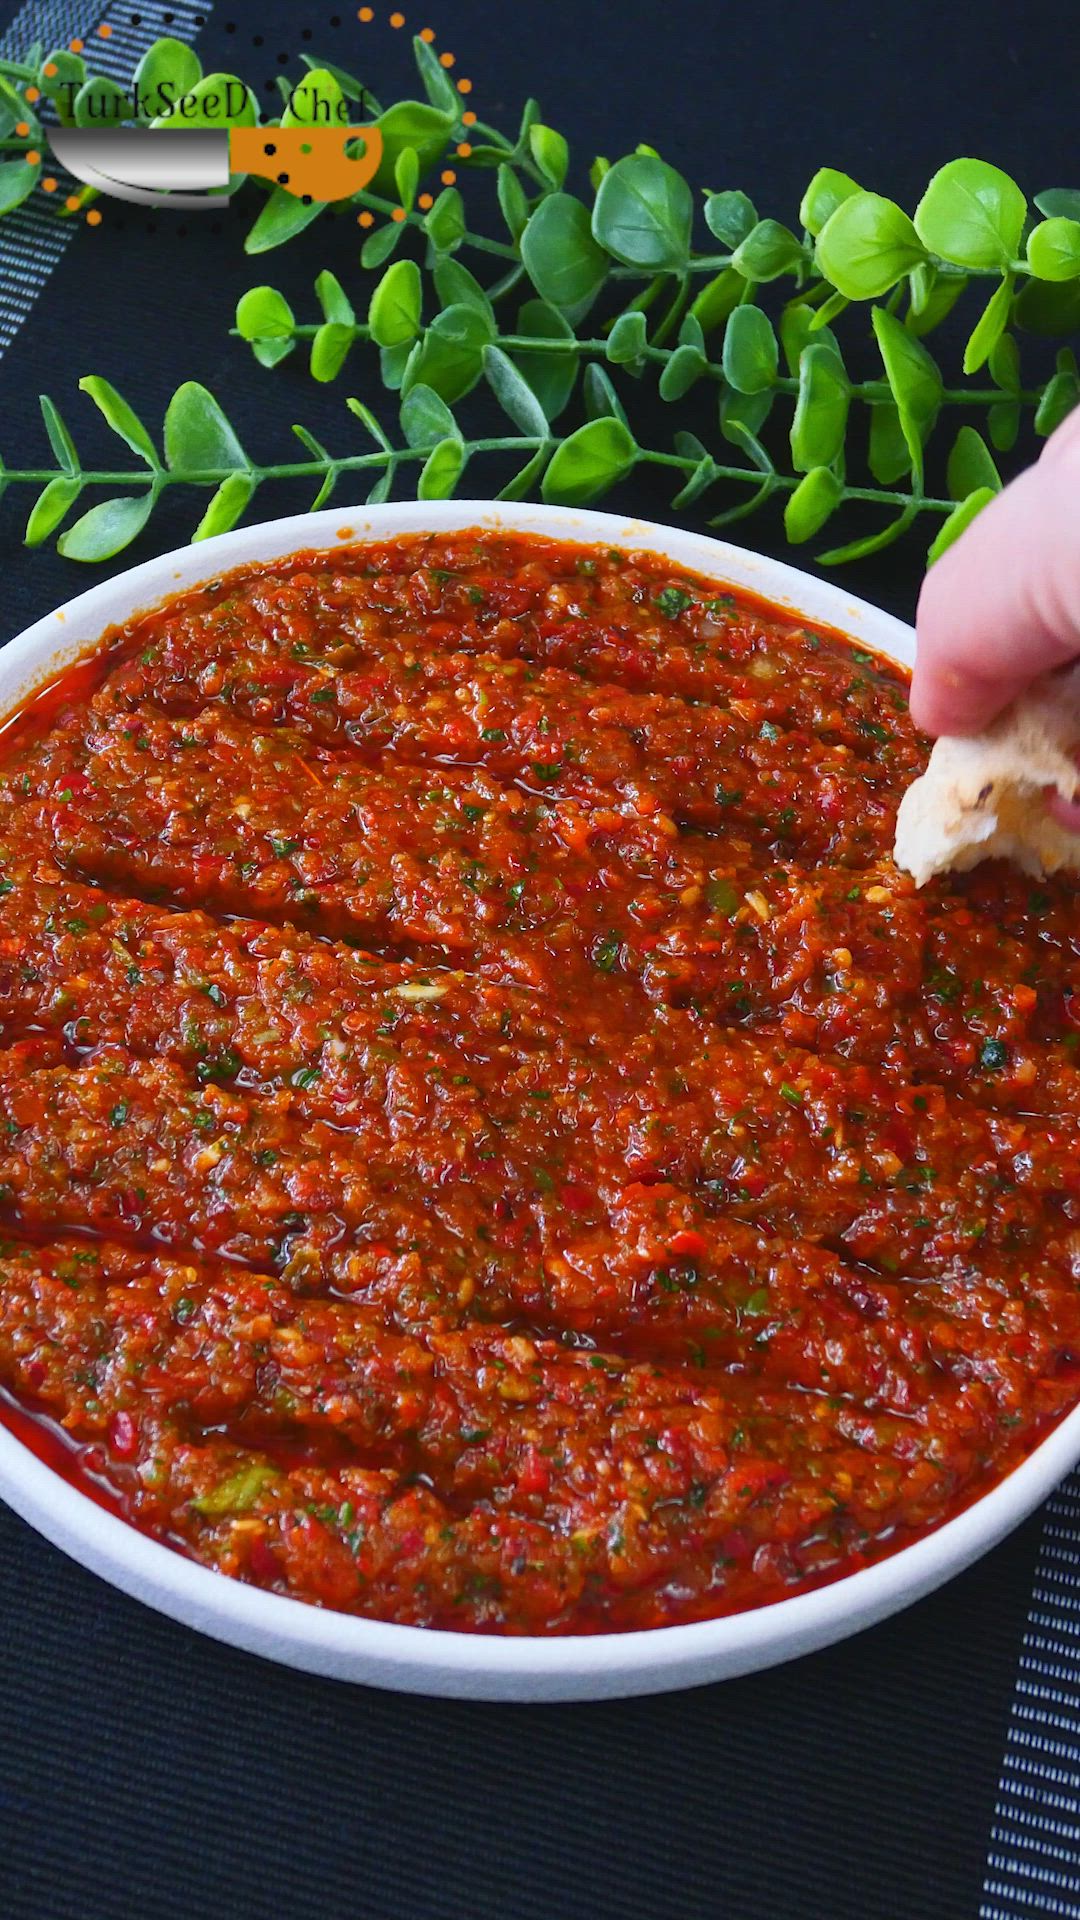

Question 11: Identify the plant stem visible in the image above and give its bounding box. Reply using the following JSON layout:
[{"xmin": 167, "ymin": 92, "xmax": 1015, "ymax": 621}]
[
  {"xmin": 240, "ymin": 323, "xmax": 1040, "ymax": 407},
  {"xmin": 0, "ymin": 439, "xmax": 958, "ymax": 524}
]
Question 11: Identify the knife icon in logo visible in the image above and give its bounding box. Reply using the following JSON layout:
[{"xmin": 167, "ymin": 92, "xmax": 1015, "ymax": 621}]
[{"xmin": 46, "ymin": 124, "xmax": 384, "ymax": 209}]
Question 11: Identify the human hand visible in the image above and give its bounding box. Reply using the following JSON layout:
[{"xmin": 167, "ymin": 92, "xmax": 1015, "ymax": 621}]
[{"xmin": 910, "ymin": 406, "xmax": 1080, "ymax": 829}]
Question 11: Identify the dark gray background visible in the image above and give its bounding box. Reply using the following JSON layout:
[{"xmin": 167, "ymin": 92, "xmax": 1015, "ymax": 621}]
[{"xmin": 0, "ymin": 3, "xmax": 1074, "ymax": 1915}]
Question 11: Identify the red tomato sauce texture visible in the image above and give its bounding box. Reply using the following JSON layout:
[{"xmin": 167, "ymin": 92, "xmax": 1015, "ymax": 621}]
[{"xmin": 0, "ymin": 529, "xmax": 1077, "ymax": 1636}]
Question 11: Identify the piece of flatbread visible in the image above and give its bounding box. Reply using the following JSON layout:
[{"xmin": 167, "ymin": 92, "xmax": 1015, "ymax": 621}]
[{"xmin": 894, "ymin": 665, "xmax": 1080, "ymax": 886}]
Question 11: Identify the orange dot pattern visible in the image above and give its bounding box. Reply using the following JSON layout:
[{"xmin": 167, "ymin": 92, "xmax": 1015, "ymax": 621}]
[
  {"xmin": 358, "ymin": 210, "xmax": 375, "ymax": 227},
  {"xmin": 358, "ymin": 7, "xmax": 374, "ymax": 18},
  {"xmin": 440, "ymin": 169, "xmax": 456, "ymax": 186},
  {"xmin": 86, "ymin": 207, "xmax": 102, "ymax": 225},
  {"xmin": 389, "ymin": 9, "xmax": 405, "ymax": 24},
  {"xmin": 42, "ymin": 177, "xmax": 57, "ymax": 192}
]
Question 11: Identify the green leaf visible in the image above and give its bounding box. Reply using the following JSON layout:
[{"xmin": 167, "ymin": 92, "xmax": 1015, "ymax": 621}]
[
  {"xmin": 245, "ymin": 188, "xmax": 324, "ymax": 254},
  {"xmin": 497, "ymin": 164, "xmax": 530, "ymax": 243},
  {"xmin": 193, "ymin": 1464, "xmax": 279, "ymax": 1516},
  {"xmin": 789, "ymin": 343, "xmax": 849, "ymax": 471},
  {"xmin": 402, "ymin": 303, "xmax": 491, "ymax": 403},
  {"xmin": 988, "ymin": 400, "xmax": 1021, "ymax": 452},
  {"xmin": 1034, "ymin": 188, "xmax": 1080, "ymax": 223},
  {"xmin": 310, "ymin": 322, "xmax": 354, "ymax": 383},
  {"xmin": 0, "ymin": 159, "xmax": 38, "ymax": 215},
  {"xmin": 521, "ymin": 193, "xmax": 609, "ymax": 319},
  {"xmin": 366, "ymin": 462, "xmax": 393, "ymax": 509},
  {"xmin": 780, "ymin": 301, "xmax": 838, "ymax": 375},
  {"xmin": 235, "ymin": 285, "xmax": 295, "ymax": 342},
  {"xmin": 249, "ymin": 338, "xmax": 294, "ymax": 370},
  {"xmin": 424, "ymin": 185, "xmax": 466, "ymax": 254},
  {"xmin": 962, "ymin": 274, "xmax": 1011, "ymax": 375},
  {"xmin": 164, "ymin": 383, "xmax": 248, "ymax": 473},
  {"xmin": 361, "ymin": 222, "xmax": 404, "ymax": 270},
  {"xmin": 373, "ymin": 100, "xmax": 454, "ymax": 197},
  {"xmin": 192, "ymin": 471, "xmax": 256, "ymax": 540},
  {"xmin": 591, "ymin": 154, "xmax": 693, "ymax": 269},
  {"xmin": 529, "ymin": 124, "xmax": 569, "ymax": 191},
  {"xmin": 816, "ymin": 192, "xmax": 926, "ymax": 298},
  {"xmin": 658, "ymin": 343, "xmax": 707, "ymax": 401},
  {"xmin": 368, "ymin": 257, "xmax": 423, "ymax": 348},
  {"xmin": 867, "ymin": 401, "xmax": 912, "ymax": 485},
  {"xmin": 497, "ymin": 444, "xmax": 552, "ymax": 501},
  {"xmin": 56, "ymin": 493, "xmax": 155, "ymax": 562},
  {"xmin": 299, "ymin": 54, "xmax": 373, "ymax": 106},
  {"xmin": 689, "ymin": 269, "xmax": 746, "ymax": 335},
  {"xmin": 1012, "ymin": 274, "xmax": 1080, "ymax": 337},
  {"xmin": 393, "ymin": 144, "xmax": 420, "ymax": 213},
  {"xmin": 784, "ymin": 467, "xmax": 843, "ymax": 543},
  {"xmin": 284, "ymin": 68, "xmax": 342, "ymax": 130},
  {"xmin": 412, "ymin": 32, "xmax": 460, "ymax": 114},
  {"xmin": 483, "ymin": 345, "xmax": 549, "ymax": 436},
  {"xmin": 1026, "ymin": 217, "xmax": 1080, "ymax": 282},
  {"xmin": 432, "ymin": 256, "xmax": 495, "ymax": 326},
  {"xmin": 315, "ymin": 271, "xmax": 355, "ymax": 326},
  {"xmin": 607, "ymin": 310, "xmax": 648, "ymax": 364},
  {"xmin": 1034, "ymin": 368, "xmax": 1080, "ymax": 437},
  {"xmin": 905, "ymin": 265, "xmax": 968, "ymax": 337},
  {"xmin": 670, "ymin": 446, "xmax": 720, "ymax": 509},
  {"xmin": 871, "ymin": 307, "xmax": 942, "ymax": 484},
  {"xmin": 927, "ymin": 487, "xmax": 996, "ymax": 564},
  {"xmin": 947, "ymin": 425, "xmax": 1001, "ymax": 498},
  {"xmin": 731, "ymin": 219, "xmax": 804, "ymax": 282},
  {"xmin": 989, "ymin": 332, "xmax": 1021, "ymax": 393},
  {"xmin": 708, "ymin": 473, "xmax": 776, "ymax": 529},
  {"xmin": 399, "ymin": 384, "xmax": 460, "ymax": 449},
  {"xmin": 77, "ymin": 377, "xmax": 158, "ymax": 467},
  {"xmin": 345, "ymin": 398, "xmax": 393, "ymax": 449},
  {"xmin": 703, "ymin": 190, "xmax": 757, "ymax": 246},
  {"xmin": 509, "ymin": 299, "xmax": 579, "ymax": 421},
  {"xmin": 541, "ymin": 416, "xmax": 637, "ymax": 506},
  {"xmin": 583, "ymin": 364, "xmax": 629, "ymax": 427},
  {"xmin": 722, "ymin": 305, "xmax": 778, "ymax": 395},
  {"xmin": 39, "ymin": 396, "xmax": 79, "ymax": 476},
  {"xmin": 417, "ymin": 437, "xmax": 465, "ymax": 499},
  {"xmin": 24, "ymin": 476, "xmax": 81, "ymax": 547},
  {"xmin": 817, "ymin": 500, "xmax": 920, "ymax": 565},
  {"xmin": 720, "ymin": 387, "xmax": 774, "ymax": 446},
  {"xmin": 914, "ymin": 159, "xmax": 1026, "ymax": 270},
  {"xmin": 132, "ymin": 36, "xmax": 201, "ymax": 118},
  {"xmin": 35, "ymin": 50, "xmax": 84, "ymax": 124},
  {"xmin": 74, "ymin": 75, "xmax": 133, "ymax": 127},
  {"xmin": 799, "ymin": 167, "xmax": 860, "ymax": 236}
]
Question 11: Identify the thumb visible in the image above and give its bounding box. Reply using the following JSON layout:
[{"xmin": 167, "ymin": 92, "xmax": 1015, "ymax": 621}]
[{"xmin": 909, "ymin": 405, "xmax": 1080, "ymax": 737}]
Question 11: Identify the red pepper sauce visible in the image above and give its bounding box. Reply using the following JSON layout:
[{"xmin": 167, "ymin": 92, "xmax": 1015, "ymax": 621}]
[{"xmin": 0, "ymin": 529, "xmax": 1077, "ymax": 1635}]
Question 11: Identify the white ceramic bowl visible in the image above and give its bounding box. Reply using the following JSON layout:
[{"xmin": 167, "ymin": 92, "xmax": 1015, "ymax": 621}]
[{"xmin": 0, "ymin": 500, "xmax": 1073, "ymax": 1701}]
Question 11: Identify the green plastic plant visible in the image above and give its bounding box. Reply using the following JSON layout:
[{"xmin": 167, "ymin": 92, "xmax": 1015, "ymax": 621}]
[{"xmin": 1, "ymin": 34, "xmax": 1078, "ymax": 564}]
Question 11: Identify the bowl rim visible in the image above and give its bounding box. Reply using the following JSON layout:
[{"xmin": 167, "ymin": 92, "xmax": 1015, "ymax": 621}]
[{"xmin": 0, "ymin": 496, "xmax": 1073, "ymax": 1702}]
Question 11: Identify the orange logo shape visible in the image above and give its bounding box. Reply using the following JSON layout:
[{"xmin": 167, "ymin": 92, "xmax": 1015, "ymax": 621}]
[{"xmin": 230, "ymin": 125, "xmax": 384, "ymax": 202}]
